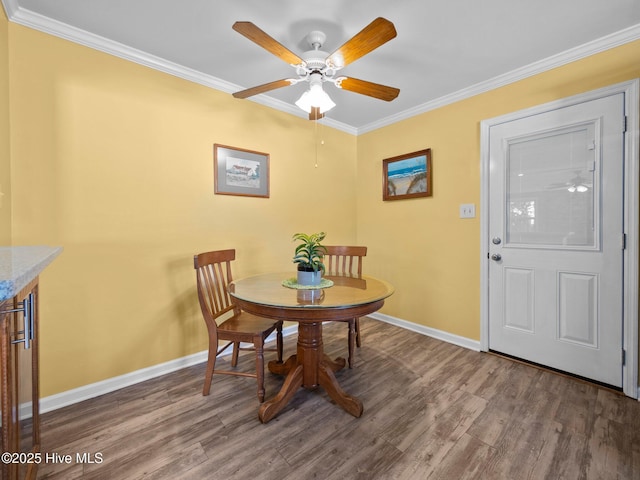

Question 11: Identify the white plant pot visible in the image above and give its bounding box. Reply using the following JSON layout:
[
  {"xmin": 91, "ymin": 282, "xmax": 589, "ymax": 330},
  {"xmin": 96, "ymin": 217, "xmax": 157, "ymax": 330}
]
[{"xmin": 297, "ymin": 269, "xmax": 322, "ymax": 286}]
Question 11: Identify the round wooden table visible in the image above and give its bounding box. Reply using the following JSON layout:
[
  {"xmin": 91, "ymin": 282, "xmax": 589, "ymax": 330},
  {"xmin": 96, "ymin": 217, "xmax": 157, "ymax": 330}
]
[{"xmin": 228, "ymin": 272, "xmax": 394, "ymax": 423}]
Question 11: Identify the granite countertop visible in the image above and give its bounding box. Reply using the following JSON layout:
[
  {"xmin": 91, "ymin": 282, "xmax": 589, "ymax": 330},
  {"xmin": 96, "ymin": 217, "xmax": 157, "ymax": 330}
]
[{"xmin": 0, "ymin": 246, "xmax": 63, "ymax": 301}]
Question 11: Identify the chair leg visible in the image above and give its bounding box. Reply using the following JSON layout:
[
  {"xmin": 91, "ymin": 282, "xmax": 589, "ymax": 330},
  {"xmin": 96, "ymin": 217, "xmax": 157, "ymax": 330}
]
[
  {"xmin": 355, "ymin": 317, "xmax": 361, "ymax": 348},
  {"xmin": 203, "ymin": 341, "xmax": 217, "ymax": 396},
  {"xmin": 231, "ymin": 342, "xmax": 240, "ymax": 367},
  {"xmin": 276, "ymin": 321, "xmax": 283, "ymax": 363},
  {"xmin": 348, "ymin": 319, "xmax": 356, "ymax": 369},
  {"xmin": 255, "ymin": 339, "xmax": 266, "ymax": 403}
]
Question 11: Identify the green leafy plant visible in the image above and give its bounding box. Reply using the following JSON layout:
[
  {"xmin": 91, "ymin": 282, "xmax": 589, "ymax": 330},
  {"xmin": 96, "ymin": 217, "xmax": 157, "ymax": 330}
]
[{"xmin": 292, "ymin": 232, "xmax": 327, "ymax": 272}]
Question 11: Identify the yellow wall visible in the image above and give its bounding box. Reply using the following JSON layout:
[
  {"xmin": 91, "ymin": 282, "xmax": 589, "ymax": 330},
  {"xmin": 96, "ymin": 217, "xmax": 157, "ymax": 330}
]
[
  {"xmin": 4, "ymin": 13, "xmax": 640, "ymax": 397},
  {"xmin": 8, "ymin": 24, "xmax": 357, "ymax": 396},
  {"xmin": 357, "ymin": 40, "xmax": 640, "ymax": 341},
  {"xmin": 0, "ymin": 8, "xmax": 10, "ymax": 244}
]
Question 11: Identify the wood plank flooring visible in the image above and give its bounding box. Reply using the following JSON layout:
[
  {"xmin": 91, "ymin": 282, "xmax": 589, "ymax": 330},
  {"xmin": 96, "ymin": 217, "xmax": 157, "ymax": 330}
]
[{"xmin": 37, "ymin": 318, "xmax": 640, "ymax": 479}]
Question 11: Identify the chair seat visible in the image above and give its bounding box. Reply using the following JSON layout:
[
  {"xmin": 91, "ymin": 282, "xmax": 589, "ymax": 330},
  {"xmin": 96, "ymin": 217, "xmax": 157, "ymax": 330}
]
[{"xmin": 218, "ymin": 311, "xmax": 279, "ymax": 338}]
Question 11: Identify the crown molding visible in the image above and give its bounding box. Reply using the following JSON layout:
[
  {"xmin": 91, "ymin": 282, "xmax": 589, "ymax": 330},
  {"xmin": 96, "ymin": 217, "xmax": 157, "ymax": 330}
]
[
  {"xmin": 3, "ymin": 3, "xmax": 639, "ymax": 137},
  {"xmin": 3, "ymin": 5, "xmax": 358, "ymax": 135},
  {"xmin": 0, "ymin": 0, "xmax": 18, "ymax": 18},
  {"xmin": 357, "ymin": 22, "xmax": 640, "ymax": 134},
  {"xmin": 8, "ymin": 7, "xmax": 242, "ymax": 93}
]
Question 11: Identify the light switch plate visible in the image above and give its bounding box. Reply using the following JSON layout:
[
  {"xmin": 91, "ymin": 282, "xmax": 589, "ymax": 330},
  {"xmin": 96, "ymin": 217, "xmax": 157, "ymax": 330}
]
[{"xmin": 459, "ymin": 203, "xmax": 476, "ymax": 218}]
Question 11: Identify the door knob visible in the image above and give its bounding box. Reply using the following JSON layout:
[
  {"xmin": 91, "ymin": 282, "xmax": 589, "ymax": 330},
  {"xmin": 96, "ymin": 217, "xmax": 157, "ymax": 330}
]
[{"xmin": 491, "ymin": 253, "xmax": 502, "ymax": 261}]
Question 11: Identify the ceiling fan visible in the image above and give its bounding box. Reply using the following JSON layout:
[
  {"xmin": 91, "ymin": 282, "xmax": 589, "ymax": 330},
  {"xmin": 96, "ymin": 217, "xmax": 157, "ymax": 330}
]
[
  {"xmin": 545, "ymin": 170, "xmax": 593, "ymax": 193},
  {"xmin": 231, "ymin": 17, "xmax": 400, "ymax": 120}
]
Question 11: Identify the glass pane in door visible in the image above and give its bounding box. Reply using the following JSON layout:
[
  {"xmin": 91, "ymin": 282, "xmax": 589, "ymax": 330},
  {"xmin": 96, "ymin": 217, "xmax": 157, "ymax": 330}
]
[{"xmin": 506, "ymin": 124, "xmax": 597, "ymax": 248}]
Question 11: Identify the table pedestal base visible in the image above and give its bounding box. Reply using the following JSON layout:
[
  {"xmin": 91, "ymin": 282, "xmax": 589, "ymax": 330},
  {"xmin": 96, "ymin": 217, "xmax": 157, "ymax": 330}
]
[{"xmin": 258, "ymin": 322, "xmax": 363, "ymax": 423}]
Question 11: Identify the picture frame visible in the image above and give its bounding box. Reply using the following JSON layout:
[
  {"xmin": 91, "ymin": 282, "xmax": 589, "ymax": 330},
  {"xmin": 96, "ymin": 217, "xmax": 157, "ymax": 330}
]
[
  {"xmin": 383, "ymin": 148, "xmax": 432, "ymax": 201},
  {"xmin": 214, "ymin": 144, "xmax": 270, "ymax": 198}
]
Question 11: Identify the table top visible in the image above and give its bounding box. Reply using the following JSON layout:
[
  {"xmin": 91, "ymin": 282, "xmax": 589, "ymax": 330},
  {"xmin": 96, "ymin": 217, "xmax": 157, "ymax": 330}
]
[{"xmin": 228, "ymin": 272, "xmax": 394, "ymax": 310}]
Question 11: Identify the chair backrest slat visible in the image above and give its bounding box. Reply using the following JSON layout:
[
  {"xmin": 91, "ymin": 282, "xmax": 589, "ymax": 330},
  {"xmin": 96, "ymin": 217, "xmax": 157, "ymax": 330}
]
[
  {"xmin": 323, "ymin": 246, "xmax": 367, "ymax": 276},
  {"xmin": 194, "ymin": 249, "xmax": 237, "ymax": 329}
]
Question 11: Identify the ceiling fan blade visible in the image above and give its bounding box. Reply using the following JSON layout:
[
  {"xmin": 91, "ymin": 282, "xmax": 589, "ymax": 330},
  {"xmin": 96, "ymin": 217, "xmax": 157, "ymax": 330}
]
[
  {"xmin": 338, "ymin": 77, "xmax": 400, "ymax": 101},
  {"xmin": 326, "ymin": 17, "xmax": 397, "ymax": 68},
  {"xmin": 232, "ymin": 79, "xmax": 294, "ymax": 99},
  {"xmin": 309, "ymin": 107, "xmax": 324, "ymax": 121},
  {"xmin": 233, "ymin": 22, "xmax": 304, "ymax": 66}
]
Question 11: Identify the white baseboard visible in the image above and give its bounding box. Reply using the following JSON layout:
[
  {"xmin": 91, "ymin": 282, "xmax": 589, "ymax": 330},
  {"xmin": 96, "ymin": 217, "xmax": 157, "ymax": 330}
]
[
  {"xmin": 368, "ymin": 312, "xmax": 481, "ymax": 352},
  {"xmin": 40, "ymin": 350, "xmax": 207, "ymax": 414},
  {"xmin": 41, "ymin": 317, "xmax": 481, "ymax": 414},
  {"xmin": 40, "ymin": 324, "xmax": 298, "ymax": 414}
]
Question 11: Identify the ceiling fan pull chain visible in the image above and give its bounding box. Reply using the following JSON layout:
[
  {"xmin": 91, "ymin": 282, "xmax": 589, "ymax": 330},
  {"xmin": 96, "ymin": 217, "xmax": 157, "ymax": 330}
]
[{"xmin": 315, "ymin": 118, "xmax": 319, "ymax": 168}]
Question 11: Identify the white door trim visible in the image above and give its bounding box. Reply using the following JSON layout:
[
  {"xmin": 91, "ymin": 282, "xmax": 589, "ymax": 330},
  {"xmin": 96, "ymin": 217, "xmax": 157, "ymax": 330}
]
[{"xmin": 480, "ymin": 79, "xmax": 639, "ymax": 399}]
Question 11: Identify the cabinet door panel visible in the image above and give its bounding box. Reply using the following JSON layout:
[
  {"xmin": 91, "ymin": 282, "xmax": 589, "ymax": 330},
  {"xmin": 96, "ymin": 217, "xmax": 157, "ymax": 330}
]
[{"xmin": 1, "ymin": 280, "xmax": 40, "ymax": 480}]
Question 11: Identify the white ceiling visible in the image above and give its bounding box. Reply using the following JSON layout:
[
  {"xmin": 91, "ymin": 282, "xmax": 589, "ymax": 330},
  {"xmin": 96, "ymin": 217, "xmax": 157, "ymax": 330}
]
[{"xmin": 3, "ymin": 0, "xmax": 640, "ymax": 133}]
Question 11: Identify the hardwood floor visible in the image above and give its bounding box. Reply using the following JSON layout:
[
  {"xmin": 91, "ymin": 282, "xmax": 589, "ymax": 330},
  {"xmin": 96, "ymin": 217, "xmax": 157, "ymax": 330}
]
[{"xmin": 38, "ymin": 318, "xmax": 640, "ymax": 479}]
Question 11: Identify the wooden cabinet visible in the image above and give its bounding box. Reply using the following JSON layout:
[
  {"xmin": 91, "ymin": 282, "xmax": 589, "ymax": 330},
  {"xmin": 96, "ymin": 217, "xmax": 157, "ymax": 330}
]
[
  {"xmin": 1, "ymin": 278, "xmax": 40, "ymax": 480},
  {"xmin": 0, "ymin": 245, "xmax": 61, "ymax": 480}
]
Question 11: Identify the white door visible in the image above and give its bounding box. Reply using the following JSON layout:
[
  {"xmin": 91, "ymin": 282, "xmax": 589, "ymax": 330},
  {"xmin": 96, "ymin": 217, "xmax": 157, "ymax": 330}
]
[{"xmin": 488, "ymin": 93, "xmax": 626, "ymax": 387}]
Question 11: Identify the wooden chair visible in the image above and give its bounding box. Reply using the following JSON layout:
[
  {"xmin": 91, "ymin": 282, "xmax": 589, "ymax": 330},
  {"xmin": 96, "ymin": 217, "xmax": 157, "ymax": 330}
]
[
  {"xmin": 194, "ymin": 249, "xmax": 283, "ymax": 402},
  {"xmin": 323, "ymin": 245, "xmax": 368, "ymax": 368}
]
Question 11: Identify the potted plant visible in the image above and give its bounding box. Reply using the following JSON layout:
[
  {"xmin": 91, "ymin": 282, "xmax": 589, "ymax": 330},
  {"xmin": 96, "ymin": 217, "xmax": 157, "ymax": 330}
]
[{"xmin": 292, "ymin": 232, "xmax": 327, "ymax": 286}]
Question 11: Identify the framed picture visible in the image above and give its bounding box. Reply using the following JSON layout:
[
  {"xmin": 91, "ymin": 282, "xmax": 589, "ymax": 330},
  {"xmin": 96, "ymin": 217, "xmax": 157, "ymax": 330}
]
[
  {"xmin": 214, "ymin": 144, "xmax": 270, "ymax": 198},
  {"xmin": 383, "ymin": 148, "xmax": 432, "ymax": 201}
]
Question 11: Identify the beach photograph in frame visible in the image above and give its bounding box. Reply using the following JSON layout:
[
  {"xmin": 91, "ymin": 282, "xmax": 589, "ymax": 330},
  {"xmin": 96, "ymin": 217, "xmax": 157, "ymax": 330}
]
[
  {"xmin": 214, "ymin": 144, "xmax": 269, "ymax": 198},
  {"xmin": 383, "ymin": 148, "xmax": 432, "ymax": 201}
]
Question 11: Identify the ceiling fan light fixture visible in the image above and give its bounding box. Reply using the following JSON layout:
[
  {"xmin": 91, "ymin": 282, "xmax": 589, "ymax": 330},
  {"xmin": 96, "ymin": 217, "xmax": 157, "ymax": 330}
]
[
  {"xmin": 295, "ymin": 83, "xmax": 336, "ymax": 114},
  {"xmin": 567, "ymin": 183, "xmax": 588, "ymax": 193},
  {"xmin": 567, "ymin": 172, "xmax": 590, "ymax": 193}
]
